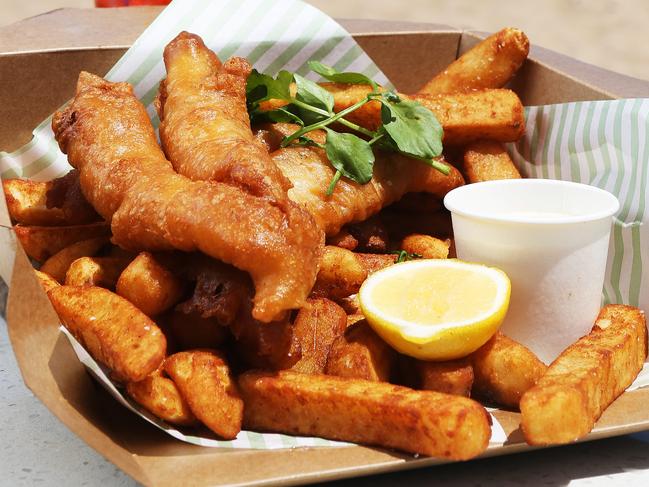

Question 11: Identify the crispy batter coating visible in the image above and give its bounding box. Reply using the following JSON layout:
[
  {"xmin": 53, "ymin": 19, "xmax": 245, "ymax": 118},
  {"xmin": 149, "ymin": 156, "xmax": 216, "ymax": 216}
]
[
  {"xmin": 268, "ymin": 123, "xmax": 464, "ymax": 235},
  {"xmin": 157, "ymin": 32, "xmax": 291, "ymax": 199},
  {"xmin": 52, "ymin": 71, "xmax": 320, "ymax": 322}
]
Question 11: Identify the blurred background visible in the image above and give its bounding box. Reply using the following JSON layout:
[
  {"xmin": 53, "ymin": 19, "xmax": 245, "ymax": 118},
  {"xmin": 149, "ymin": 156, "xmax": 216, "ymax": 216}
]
[{"xmin": 2, "ymin": 0, "xmax": 648, "ymax": 81}]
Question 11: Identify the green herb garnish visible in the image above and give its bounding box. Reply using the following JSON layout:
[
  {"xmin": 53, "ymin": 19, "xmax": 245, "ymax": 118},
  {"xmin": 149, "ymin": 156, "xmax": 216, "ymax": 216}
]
[
  {"xmin": 391, "ymin": 250, "xmax": 423, "ymax": 264},
  {"xmin": 246, "ymin": 62, "xmax": 448, "ymax": 195}
]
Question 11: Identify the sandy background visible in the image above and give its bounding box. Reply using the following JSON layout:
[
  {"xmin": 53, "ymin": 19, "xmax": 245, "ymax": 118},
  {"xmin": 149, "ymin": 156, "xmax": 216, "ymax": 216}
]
[{"xmin": 2, "ymin": 0, "xmax": 648, "ymax": 82}]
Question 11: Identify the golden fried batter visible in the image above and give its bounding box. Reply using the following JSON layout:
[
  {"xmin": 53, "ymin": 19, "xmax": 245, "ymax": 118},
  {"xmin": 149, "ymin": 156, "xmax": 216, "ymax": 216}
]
[
  {"xmin": 52, "ymin": 72, "xmax": 321, "ymax": 322},
  {"xmin": 157, "ymin": 32, "xmax": 292, "ymax": 200},
  {"xmin": 266, "ymin": 124, "xmax": 464, "ymax": 235}
]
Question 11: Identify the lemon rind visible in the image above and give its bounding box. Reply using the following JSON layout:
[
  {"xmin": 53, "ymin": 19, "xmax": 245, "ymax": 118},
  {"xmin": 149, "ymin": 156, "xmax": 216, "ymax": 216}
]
[{"xmin": 358, "ymin": 259, "xmax": 511, "ymax": 345}]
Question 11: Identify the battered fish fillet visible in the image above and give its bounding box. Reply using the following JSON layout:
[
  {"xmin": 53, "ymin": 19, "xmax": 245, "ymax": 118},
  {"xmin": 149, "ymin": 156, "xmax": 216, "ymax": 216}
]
[
  {"xmin": 157, "ymin": 32, "xmax": 292, "ymax": 201},
  {"xmin": 52, "ymin": 72, "xmax": 321, "ymax": 322},
  {"xmin": 265, "ymin": 124, "xmax": 464, "ymax": 235}
]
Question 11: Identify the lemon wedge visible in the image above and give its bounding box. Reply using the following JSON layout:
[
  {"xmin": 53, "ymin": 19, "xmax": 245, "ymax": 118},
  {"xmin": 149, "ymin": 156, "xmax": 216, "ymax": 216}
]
[{"xmin": 358, "ymin": 259, "xmax": 511, "ymax": 360}]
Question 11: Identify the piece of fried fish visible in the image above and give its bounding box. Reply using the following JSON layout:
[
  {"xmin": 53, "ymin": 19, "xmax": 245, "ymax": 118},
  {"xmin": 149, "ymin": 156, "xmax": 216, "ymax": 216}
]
[
  {"xmin": 53, "ymin": 72, "xmax": 321, "ymax": 322},
  {"xmin": 261, "ymin": 123, "xmax": 465, "ymax": 235}
]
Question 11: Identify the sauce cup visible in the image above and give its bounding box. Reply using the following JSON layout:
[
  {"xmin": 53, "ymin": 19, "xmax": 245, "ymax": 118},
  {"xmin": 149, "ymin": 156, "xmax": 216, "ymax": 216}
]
[{"xmin": 444, "ymin": 179, "xmax": 619, "ymax": 364}]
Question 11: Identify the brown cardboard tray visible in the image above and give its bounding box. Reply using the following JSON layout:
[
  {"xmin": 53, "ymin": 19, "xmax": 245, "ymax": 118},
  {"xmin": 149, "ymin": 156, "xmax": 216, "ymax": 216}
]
[{"xmin": 2, "ymin": 7, "xmax": 649, "ymax": 487}]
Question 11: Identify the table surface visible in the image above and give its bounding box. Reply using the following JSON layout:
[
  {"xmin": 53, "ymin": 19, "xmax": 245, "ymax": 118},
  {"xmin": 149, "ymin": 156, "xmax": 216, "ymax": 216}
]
[{"xmin": 2, "ymin": 311, "xmax": 649, "ymax": 487}]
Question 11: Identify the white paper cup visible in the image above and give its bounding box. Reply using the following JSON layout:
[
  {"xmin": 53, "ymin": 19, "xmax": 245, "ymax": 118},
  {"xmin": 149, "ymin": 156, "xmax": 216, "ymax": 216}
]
[{"xmin": 444, "ymin": 179, "xmax": 619, "ymax": 364}]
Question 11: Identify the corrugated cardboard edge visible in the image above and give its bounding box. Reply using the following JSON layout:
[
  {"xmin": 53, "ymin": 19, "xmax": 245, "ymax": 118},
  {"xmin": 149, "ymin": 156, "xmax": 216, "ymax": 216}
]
[{"xmin": 2, "ymin": 9, "xmax": 649, "ymax": 487}]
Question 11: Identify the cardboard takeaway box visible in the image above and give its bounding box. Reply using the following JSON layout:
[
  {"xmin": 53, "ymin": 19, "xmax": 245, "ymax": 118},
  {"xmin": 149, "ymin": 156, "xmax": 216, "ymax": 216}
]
[{"xmin": 2, "ymin": 6, "xmax": 649, "ymax": 487}]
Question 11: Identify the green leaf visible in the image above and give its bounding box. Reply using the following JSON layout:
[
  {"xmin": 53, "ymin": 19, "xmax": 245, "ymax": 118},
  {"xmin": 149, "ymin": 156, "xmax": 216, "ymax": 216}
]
[
  {"xmin": 380, "ymin": 95, "xmax": 443, "ymax": 159},
  {"xmin": 324, "ymin": 128, "xmax": 374, "ymax": 189},
  {"xmin": 390, "ymin": 250, "xmax": 422, "ymax": 263},
  {"xmin": 294, "ymin": 73, "xmax": 334, "ymax": 114},
  {"xmin": 246, "ymin": 69, "xmax": 293, "ymax": 107},
  {"xmin": 307, "ymin": 61, "xmax": 377, "ymax": 90}
]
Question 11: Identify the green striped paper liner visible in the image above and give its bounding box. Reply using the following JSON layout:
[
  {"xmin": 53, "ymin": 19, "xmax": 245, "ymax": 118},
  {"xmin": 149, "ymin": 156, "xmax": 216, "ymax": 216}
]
[
  {"xmin": 509, "ymin": 99, "xmax": 649, "ymax": 391},
  {"xmin": 509, "ymin": 99, "xmax": 649, "ymax": 313}
]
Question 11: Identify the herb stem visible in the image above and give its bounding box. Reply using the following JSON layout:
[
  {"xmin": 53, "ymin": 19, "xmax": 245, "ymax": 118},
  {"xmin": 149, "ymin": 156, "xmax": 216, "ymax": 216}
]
[
  {"xmin": 395, "ymin": 151, "xmax": 451, "ymax": 175},
  {"xmin": 430, "ymin": 159, "xmax": 451, "ymax": 175},
  {"xmin": 281, "ymin": 95, "xmax": 373, "ymax": 147},
  {"xmin": 325, "ymin": 169, "xmax": 342, "ymax": 196},
  {"xmin": 337, "ymin": 118, "xmax": 375, "ymax": 138},
  {"xmin": 290, "ymin": 99, "xmax": 330, "ymax": 117},
  {"xmin": 368, "ymin": 133, "xmax": 385, "ymax": 146}
]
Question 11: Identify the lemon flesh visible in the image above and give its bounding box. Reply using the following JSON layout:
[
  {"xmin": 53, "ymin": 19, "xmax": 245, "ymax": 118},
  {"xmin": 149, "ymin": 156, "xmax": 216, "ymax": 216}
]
[{"xmin": 359, "ymin": 259, "xmax": 511, "ymax": 361}]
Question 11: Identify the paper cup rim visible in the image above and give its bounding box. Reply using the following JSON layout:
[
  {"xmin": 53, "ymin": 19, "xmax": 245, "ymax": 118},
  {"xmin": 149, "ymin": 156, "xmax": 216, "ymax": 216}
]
[{"xmin": 444, "ymin": 178, "xmax": 620, "ymax": 225}]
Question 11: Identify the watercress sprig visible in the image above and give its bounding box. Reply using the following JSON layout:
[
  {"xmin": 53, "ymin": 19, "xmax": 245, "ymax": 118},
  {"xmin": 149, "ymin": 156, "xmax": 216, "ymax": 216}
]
[
  {"xmin": 391, "ymin": 250, "xmax": 423, "ymax": 264},
  {"xmin": 246, "ymin": 61, "xmax": 448, "ymax": 195}
]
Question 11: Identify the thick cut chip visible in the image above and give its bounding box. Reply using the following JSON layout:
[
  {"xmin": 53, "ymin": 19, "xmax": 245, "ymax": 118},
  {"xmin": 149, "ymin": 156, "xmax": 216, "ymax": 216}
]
[
  {"xmin": 471, "ymin": 332, "xmax": 546, "ymax": 409},
  {"xmin": 126, "ymin": 367, "xmax": 198, "ymax": 426},
  {"xmin": 40, "ymin": 237, "xmax": 108, "ymax": 283},
  {"xmin": 521, "ymin": 305, "xmax": 647, "ymax": 445},
  {"xmin": 2, "ymin": 172, "xmax": 99, "ymax": 226},
  {"xmin": 325, "ymin": 320, "xmax": 396, "ymax": 382},
  {"xmin": 315, "ymin": 84, "xmax": 525, "ymax": 144},
  {"xmin": 400, "ymin": 234, "xmax": 450, "ymax": 260},
  {"xmin": 165, "ymin": 350, "xmax": 243, "ymax": 439},
  {"xmin": 289, "ymin": 298, "xmax": 348, "ymax": 375},
  {"xmin": 48, "ymin": 286, "xmax": 166, "ymax": 382},
  {"xmin": 14, "ymin": 222, "xmax": 110, "ymax": 262},
  {"xmin": 33, "ymin": 269, "xmax": 60, "ymax": 294},
  {"xmin": 116, "ymin": 252, "xmax": 183, "ymax": 317},
  {"xmin": 409, "ymin": 357, "xmax": 474, "ymax": 397},
  {"xmin": 462, "ymin": 140, "xmax": 521, "ymax": 182},
  {"xmin": 239, "ymin": 370, "xmax": 491, "ymax": 459},
  {"xmin": 311, "ymin": 246, "xmax": 368, "ymax": 300},
  {"xmin": 419, "ymin": 27, "xmax": 529, "ymax": 96},
  {"xmin": 65, "ymin": 256, "xmax": 131, "ymax": 289}
]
